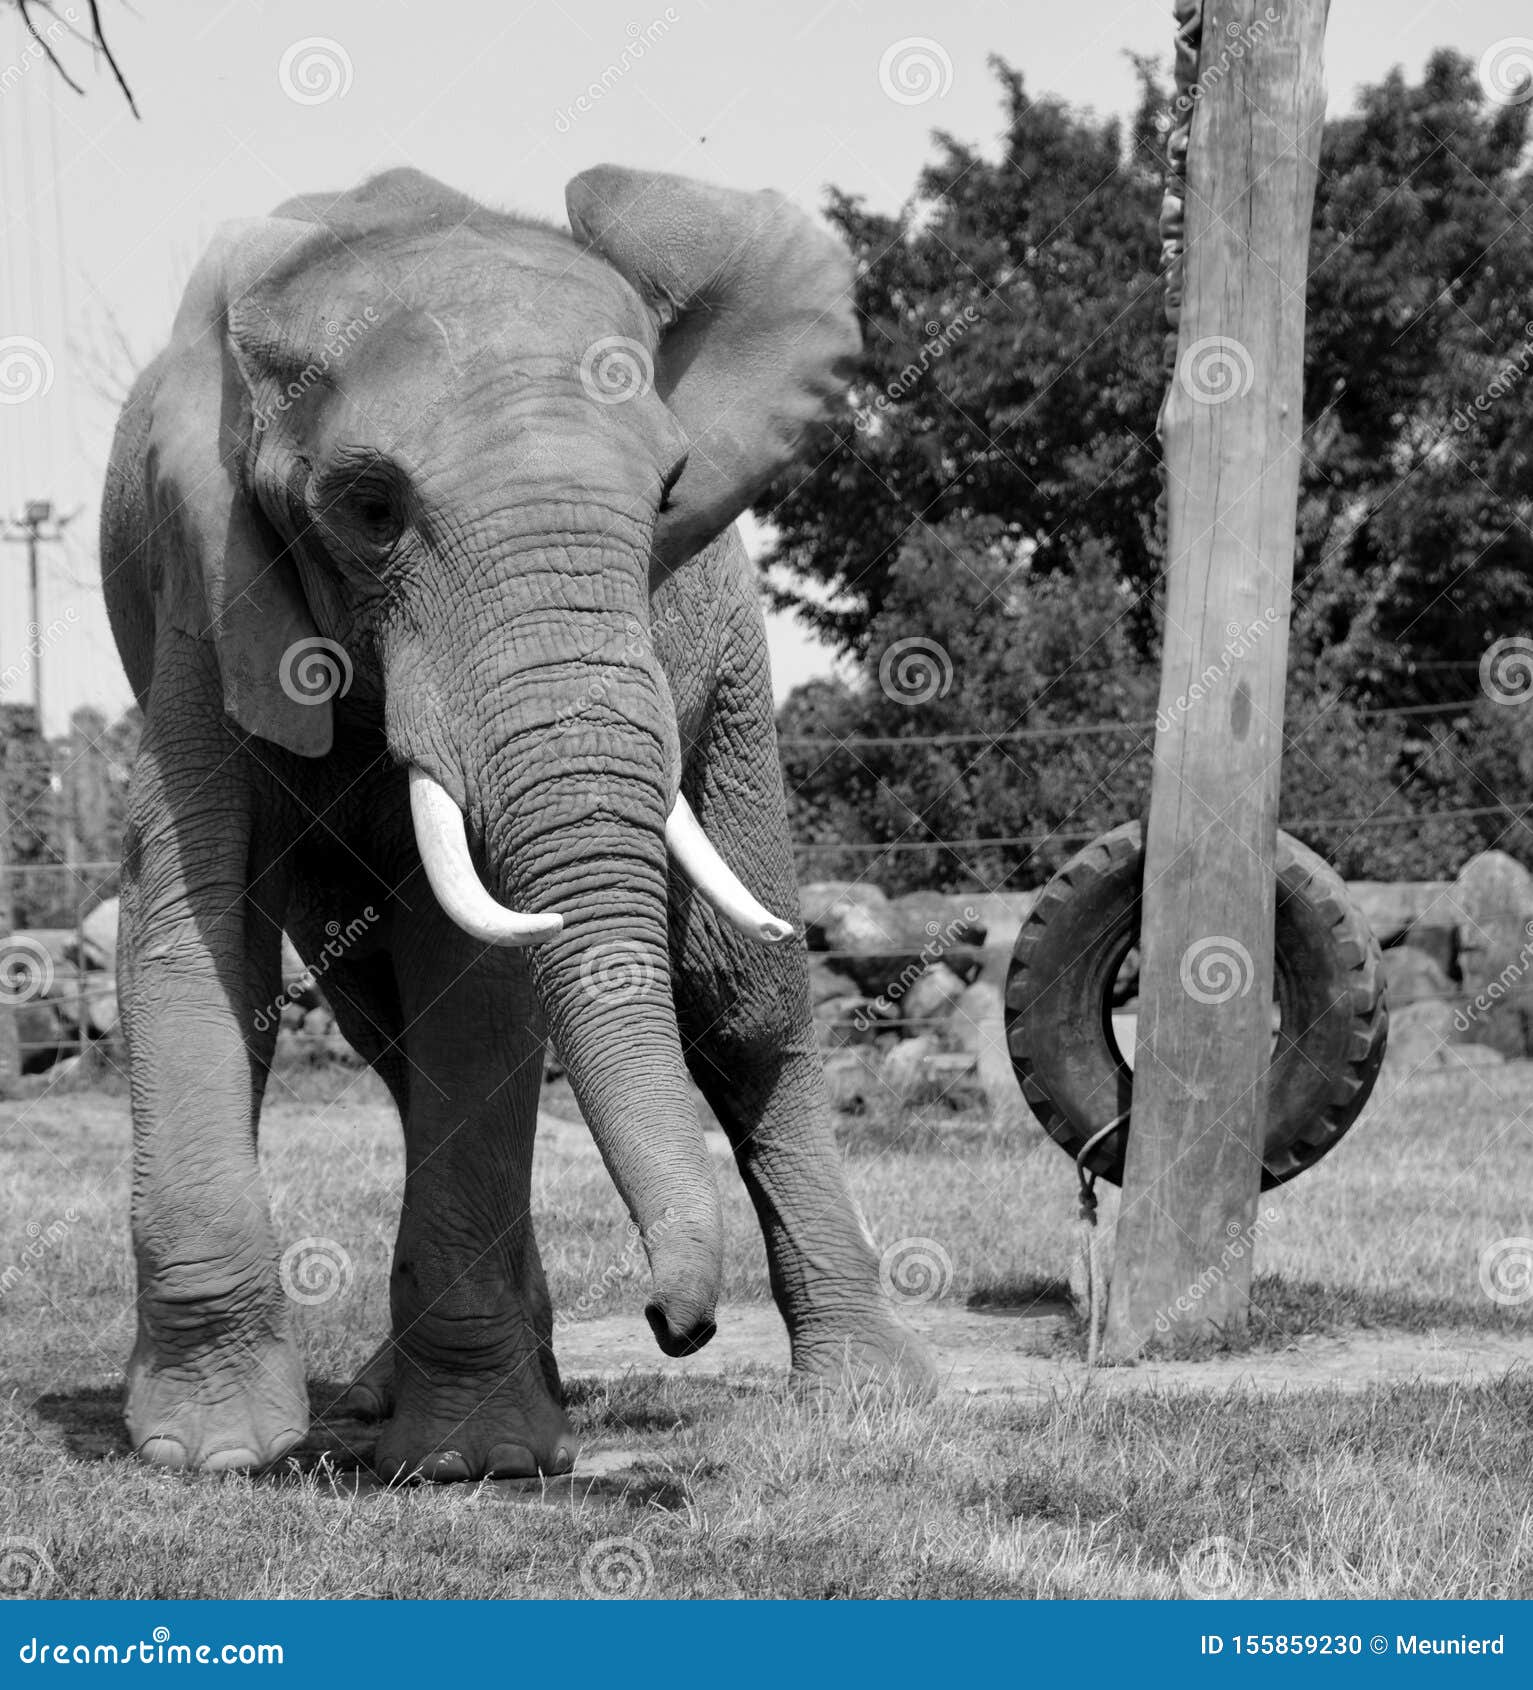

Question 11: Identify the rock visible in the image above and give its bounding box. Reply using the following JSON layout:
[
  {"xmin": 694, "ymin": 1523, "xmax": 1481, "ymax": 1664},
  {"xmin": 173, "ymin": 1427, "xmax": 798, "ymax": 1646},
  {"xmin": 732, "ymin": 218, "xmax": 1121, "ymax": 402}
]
[
  {"xmin": 1381, "ymin": 999, "xmax": 1507, "ymax": 1084},
  {"xmin": 1346, "ymin": 880, "xmax": 1457, "ymax": 955},
  {"xmin": 815, "ymin": 995, "xmax": 890, "ymax": 1047},
  {"xmin": 900, "ymin": 962, "xmax": 968, "ymax": 1027},
  {"xmin": 948, "ymin": 979, "xmax": 1031, "ymax": 1134},
  {"xmin": 80, "ymin": 896, "xmax": 120, "ymax": 962},
  {"xmin": 1379, "ymin": 944, "xmax": 1453, "ymax": 1011},
  {"xmin": 822, "ymin": 1050, "xmax": 877, "ymax": 1114},
  {"xmin": 1448, "ymin": 851, "xmax": 1533, "ymax": 1056},
  {"xmin": 881, "ymin": 1035, "xmax": 936, "ymax": 1108},
  {"xmin": 1380, "ymin": 1000, "xmax": 1459, "ymax": 1080},
  {"xmin": 301, "ymin": 1006, "xmax": 333, "ymax": 1040},
  {"xmin": 806, "ymin": 954, "xmax": 849, "ymax": 1008}
]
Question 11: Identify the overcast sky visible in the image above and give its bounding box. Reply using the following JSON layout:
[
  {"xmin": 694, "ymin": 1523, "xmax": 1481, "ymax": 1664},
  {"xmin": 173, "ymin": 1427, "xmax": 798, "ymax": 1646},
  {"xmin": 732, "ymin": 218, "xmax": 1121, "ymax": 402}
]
[{"xmin": 1, "ymin": 0, "xmax": 1527, "ymax": 734}]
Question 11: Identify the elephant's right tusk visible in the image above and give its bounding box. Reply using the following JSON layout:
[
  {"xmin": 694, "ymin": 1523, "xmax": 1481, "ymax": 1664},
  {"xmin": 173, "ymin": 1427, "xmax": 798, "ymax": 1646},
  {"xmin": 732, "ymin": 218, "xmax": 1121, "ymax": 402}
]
[
  {"xmin": 665, "ymin": 792, "xmax": 796, "ymax": 945},
  {"xmin": 408, "ymin": 768, "xmax": 564, "ymax": 947}
]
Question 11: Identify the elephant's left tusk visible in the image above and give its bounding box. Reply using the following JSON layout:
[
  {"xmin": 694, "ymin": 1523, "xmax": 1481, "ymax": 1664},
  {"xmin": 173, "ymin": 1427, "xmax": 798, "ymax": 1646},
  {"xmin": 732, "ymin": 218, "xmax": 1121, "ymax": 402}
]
[{"xmin": 665, "ymin": 793, "xmax": 796, "ymax": 945}]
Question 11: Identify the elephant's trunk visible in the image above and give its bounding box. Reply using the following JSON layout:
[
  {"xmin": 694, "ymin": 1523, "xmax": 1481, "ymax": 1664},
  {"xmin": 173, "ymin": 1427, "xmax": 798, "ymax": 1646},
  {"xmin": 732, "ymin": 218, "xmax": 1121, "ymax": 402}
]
[{"xmin": 417, "ymin": 631, "xmax": 723, "ymax": 1355}]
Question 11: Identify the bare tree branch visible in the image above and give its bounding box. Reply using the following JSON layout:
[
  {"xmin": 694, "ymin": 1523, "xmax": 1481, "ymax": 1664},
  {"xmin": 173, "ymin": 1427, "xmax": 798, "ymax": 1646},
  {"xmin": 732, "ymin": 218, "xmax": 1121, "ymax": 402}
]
[{"xmin": 11, "ymin": 0, "xmax": 139, "ymax": 116}]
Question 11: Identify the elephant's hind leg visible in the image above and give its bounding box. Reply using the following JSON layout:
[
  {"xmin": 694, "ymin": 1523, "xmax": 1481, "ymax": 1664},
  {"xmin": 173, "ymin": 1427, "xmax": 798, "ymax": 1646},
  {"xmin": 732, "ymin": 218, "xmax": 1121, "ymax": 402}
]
[{"xmin": 119, "ymin": 631, "xmax": 308, "ymax": 1471}]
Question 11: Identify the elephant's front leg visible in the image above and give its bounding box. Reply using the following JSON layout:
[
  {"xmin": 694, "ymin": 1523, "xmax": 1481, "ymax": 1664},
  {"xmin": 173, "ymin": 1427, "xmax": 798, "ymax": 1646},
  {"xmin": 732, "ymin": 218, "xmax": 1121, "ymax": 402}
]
[
  {"xmin": 666, "ymin": 604, "xmax": 937, "ymax": 1398},
  {"xmin": 372, "ymin": 898, "xmax": 574, "ymax": 1482},
  {"xmin": 120, "ymin": 632, "xmax": 307, "ymax": 1471}
]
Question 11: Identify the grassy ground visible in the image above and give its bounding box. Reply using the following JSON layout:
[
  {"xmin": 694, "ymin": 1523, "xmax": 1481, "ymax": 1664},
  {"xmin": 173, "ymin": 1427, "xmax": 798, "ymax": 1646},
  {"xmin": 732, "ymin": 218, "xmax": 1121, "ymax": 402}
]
[{"xmin": 2, "ymin": 1055, "xmax": 1531, "ymax": 1598}]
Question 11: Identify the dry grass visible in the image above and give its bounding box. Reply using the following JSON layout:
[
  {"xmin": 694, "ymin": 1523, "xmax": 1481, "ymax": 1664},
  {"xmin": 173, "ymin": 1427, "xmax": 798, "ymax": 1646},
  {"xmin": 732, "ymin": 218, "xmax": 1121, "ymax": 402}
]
[{"xmin": 2, "ymin": 1054, "xmax": 1531, "ymax": 1598}]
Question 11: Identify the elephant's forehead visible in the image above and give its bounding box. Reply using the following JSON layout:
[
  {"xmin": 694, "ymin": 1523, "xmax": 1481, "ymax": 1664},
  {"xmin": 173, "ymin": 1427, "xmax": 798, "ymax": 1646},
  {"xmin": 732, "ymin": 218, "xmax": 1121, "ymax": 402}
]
[{"xmin": 336, "ymin": 223, "xmax": 653, "ymax": 351}]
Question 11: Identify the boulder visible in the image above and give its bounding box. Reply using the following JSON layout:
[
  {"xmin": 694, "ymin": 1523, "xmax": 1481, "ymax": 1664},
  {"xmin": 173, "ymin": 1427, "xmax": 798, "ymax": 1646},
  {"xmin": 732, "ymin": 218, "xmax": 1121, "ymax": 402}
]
[
  {"xmin": 881, "ymin": 1034, "xmax": 936, "ymax": 1108},
  {"xmin": 80, "ymin": 896, "xmax": 120, "ymax": 963},
  {"xmin": 947, "ymin": 978, "xmax": 1031, "ymax": 1134},
  {"xmin": 900, "ymin": 962, "xmax": 968, "ymax": 1027},
  {"xmin": 1346, "ymin": 880, "xmax": 1457, "ymax": 957},
  {"xmin": 1381, "ymin": 999, "xmax": 1506, "ymax": 1084},
  {"xmin": 1379, "ymin": 944, "xmax": 1453, "ymax": 1011},
  {"xmin": 1448, "ymin": 852, "xmax": 1533, "ymax": 1056},
  {"xmin": 815, "ymin": 995, "xmax": 889, "ymax": 1048}
]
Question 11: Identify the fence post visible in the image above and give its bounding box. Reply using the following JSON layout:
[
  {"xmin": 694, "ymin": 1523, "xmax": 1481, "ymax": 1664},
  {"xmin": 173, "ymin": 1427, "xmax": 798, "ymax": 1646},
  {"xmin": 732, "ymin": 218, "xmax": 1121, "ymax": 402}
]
[{"xmin": 1102, "ymin": 0, "xmax": 1328, "ymax": 1358}]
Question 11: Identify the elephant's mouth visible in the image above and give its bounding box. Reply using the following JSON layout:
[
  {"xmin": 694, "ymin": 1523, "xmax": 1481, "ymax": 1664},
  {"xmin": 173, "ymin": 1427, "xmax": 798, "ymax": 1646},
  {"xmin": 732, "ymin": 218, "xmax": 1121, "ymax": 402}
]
[{"xmin": 407, "ymin": 765, "xmax": 794, "ymax": 948}]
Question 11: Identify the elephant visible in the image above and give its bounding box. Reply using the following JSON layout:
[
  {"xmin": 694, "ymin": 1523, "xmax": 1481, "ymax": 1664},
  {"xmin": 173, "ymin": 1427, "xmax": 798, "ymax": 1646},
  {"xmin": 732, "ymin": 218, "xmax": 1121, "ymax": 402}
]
[{"xmin": 99, "ymin": 165, "xmax": 936, "ymax": 1480}]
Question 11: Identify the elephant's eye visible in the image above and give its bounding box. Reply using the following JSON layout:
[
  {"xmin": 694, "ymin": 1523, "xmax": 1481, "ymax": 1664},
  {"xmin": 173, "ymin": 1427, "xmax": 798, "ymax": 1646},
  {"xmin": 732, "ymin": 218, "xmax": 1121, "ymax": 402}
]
[{"xmin": 314, "ymin": 455, "xmax": 408, "ymax": 562}]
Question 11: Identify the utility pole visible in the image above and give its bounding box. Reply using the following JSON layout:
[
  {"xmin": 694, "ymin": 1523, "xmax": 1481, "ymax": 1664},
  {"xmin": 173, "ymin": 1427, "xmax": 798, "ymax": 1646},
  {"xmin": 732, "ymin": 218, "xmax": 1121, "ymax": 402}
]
[{"xmin": 4, "ymin": 499, "xmax": 76, "ymax": 735}]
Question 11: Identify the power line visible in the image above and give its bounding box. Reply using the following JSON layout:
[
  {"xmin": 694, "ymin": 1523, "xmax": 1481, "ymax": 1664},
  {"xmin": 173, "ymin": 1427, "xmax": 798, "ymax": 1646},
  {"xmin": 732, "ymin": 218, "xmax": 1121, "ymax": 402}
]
[{"xmin": 778, "ymin": 698, "xmax": 1479, "ymax": 752}]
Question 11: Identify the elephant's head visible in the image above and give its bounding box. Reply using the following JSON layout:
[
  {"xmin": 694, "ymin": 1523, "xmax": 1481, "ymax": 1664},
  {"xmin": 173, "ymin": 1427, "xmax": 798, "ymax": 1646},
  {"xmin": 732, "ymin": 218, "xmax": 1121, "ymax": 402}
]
[{"xmin": 143, "ymin": 166, "xmax": 859, "ymax": 1353}]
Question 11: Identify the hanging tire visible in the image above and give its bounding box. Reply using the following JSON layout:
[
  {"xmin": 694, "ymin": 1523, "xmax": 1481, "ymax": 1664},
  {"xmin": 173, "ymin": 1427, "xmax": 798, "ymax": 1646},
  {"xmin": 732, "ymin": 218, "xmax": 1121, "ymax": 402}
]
[{"xmin": 1003, "ymin": 821, "xmax": 1388, "ymax": 1190}]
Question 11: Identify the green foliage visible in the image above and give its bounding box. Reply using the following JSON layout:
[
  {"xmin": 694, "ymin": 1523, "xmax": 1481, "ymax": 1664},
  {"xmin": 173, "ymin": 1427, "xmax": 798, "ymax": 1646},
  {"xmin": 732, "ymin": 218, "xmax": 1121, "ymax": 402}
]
[
  {"xmin": 1, "ymin": 704, "xmax": 138, "ymax": 928},
  {"xmin": 769, "ymin": 52, "xmax": 1533, "ymax": 888}
]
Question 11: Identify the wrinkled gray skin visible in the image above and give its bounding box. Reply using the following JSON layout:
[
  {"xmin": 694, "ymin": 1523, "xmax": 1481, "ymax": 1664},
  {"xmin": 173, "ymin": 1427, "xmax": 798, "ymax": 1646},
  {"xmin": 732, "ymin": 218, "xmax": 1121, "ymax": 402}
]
[{"xmin": 100, "ymin": 167, "xmax": 935, "ymax": 1480}]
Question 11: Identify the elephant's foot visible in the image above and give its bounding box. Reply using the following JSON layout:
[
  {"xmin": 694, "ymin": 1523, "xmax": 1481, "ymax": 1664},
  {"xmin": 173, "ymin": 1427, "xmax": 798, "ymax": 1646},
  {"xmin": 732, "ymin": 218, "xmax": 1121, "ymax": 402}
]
[
  {"xmin": 374, "ymin": 1349, "xmax": 576, "ymax": 1483},
  {"xmin": 787, "ymin": 1310, "xmax": 941, "ymax": 1402},
  {"xmin": 340, "ymin": 1339, "xmax": 396, "ymax": 1421},
  {"xmin": 126, "ymin": 1321, "xmax": 308, "ymax": 1472}
]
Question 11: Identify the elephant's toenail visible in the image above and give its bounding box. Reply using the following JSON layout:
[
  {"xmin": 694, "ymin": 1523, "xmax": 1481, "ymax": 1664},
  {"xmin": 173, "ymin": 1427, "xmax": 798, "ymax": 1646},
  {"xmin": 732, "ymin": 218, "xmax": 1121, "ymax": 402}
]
[
  {"xmin": 202, "ymin": 1447, "xmax": 261, "ymax": 1473},
  {"xmin": 137, "ymin": 1435, "xmax": 190, "ymax": 1470},
  {"xmin": 549, "ymin": 1444, "xmax": 576, "ymax": 1475},
  {"xmin": 420, "ymin": 1450, "xmax": 472, "ymax": 1483},
  {"xmin": 344, "ymin": 1386, "xmax": 384, "ymax": 1420},
  {"xmin": 485, "ymin": 1443, "xmax": 538, "ymax": 1479}
]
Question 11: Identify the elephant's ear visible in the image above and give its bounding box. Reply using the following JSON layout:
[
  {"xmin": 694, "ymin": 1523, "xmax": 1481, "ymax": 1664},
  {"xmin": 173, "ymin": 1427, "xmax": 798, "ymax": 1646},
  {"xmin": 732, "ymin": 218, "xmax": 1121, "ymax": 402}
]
[
  {"xmin": 147, "ymin": 218, "xmax": 333, "ymax": 758},
  {"xmin": 565, "ymin": 166, "xmax": 860, "ymax": 564}
]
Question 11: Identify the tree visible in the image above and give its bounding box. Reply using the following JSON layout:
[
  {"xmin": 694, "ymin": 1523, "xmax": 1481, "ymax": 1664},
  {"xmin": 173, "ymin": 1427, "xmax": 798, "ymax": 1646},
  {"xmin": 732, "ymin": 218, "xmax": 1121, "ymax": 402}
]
[{"xmin": 769, "ymin": 53, "xmax": 1533, "ymax": 889}]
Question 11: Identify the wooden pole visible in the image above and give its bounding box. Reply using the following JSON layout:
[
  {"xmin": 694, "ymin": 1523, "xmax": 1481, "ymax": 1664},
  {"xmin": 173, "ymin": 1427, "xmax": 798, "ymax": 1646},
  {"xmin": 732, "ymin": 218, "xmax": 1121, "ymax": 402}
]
[
  {"xmin": 1103, "ymin": 0, "xmax": 1327, "ymax": 1358},
  {"xmin": 0, "ymin": 782, "xmax": 20, "ymax": 1092}
]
